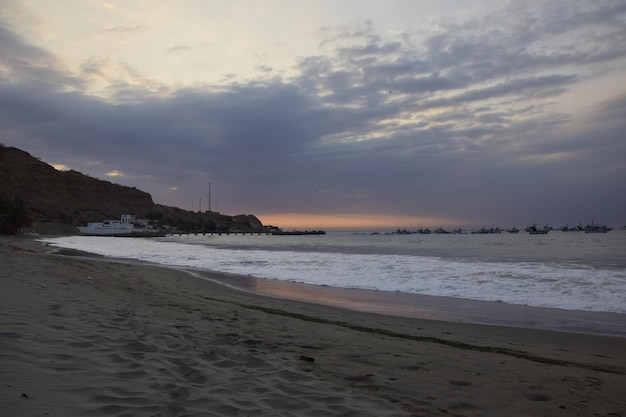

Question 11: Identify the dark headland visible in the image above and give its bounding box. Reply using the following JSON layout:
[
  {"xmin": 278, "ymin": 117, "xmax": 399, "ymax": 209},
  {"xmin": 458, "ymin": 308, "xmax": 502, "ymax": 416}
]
[{"xmin": 0, "ymin": 145, "xmax": 266, "ymax": 235}]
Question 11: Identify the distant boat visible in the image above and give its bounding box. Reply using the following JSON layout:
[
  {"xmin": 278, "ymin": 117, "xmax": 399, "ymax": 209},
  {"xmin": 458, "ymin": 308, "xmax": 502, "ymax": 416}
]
[
  {"xmin": 584, "ymin": 222, "xmax": 612, "ymax": 234},
  {"xmin": 78, "ymin": 214, "xmax": 165, "ymax": 237},
  {"xmin": 507, "ymin": 227, "xmax": 520, "ymax": 234},
  {"xmin": 559, "ymin": 223, "xmax": 584, "ymax": 232},
  {"xmin": 471, "ymin": 227, "xmax": 502, "ymax": 234},
  {"xmin": 525, "ymin": 223, "xmax": 549, "ymax": 235}
]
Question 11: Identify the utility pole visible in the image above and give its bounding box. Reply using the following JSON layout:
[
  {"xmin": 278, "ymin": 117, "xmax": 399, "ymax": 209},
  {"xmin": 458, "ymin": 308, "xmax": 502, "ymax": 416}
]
[{"xmin": 208, "ymin": 182, "xmax": 212, "ymax": 212}]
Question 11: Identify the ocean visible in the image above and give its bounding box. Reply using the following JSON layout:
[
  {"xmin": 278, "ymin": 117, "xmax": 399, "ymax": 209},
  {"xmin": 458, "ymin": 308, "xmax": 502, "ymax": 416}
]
[{"xmin": 40, "ymin": 230, "xmax": 626, "ymax": 334}]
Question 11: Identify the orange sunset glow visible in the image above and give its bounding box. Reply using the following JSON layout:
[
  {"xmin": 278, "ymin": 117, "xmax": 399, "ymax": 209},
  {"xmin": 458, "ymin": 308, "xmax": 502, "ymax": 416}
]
[{"xmin": 257, "ymin": 213, "xmax": 468, "ymax": 231}]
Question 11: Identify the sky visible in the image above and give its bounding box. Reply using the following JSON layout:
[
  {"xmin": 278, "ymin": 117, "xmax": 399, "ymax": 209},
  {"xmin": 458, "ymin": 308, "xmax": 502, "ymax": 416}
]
[{"xmin": 1, "ymin": 0, "xmax": 625, "ymax": 230}]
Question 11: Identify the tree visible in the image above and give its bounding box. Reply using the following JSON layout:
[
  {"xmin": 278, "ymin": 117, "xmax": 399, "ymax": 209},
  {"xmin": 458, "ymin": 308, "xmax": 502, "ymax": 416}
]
[{"xmin": 0, "ymin": 197, "xmax": 31, "ymax": 235}]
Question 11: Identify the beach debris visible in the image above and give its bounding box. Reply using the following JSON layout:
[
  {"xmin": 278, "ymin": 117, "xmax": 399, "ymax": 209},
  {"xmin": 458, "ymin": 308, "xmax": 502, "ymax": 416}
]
[{"xmin": 299, "ymin": 355, "xmax": 315, "ymax": 363}]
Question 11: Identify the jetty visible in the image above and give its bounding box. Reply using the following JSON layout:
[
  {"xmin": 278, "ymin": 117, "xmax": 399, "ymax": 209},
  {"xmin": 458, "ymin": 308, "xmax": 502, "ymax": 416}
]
[{"xmin": 271, "ymin": 230, "xmax": 326, "ymax": 236}]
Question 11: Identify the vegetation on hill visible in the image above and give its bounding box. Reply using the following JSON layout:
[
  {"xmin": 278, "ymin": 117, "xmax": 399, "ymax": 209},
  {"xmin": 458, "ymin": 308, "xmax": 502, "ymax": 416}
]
[
  {"xmin": 0, "ymin": 197, "xmax": 31, "ymax": 235},
  {"xmin": 0, "ymin": 145, "xmax": 264, "ymax": 235}
]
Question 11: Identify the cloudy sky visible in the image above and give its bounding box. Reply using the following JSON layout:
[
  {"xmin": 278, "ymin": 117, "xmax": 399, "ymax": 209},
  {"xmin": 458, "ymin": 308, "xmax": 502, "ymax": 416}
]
[{"xmin": 1, "ymin": 1, "xmax": 625, "ymax": 230}]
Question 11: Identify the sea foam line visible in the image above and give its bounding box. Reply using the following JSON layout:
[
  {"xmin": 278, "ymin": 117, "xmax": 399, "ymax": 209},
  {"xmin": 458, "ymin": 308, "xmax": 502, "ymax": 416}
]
[{"xmin": 40, "ymin": 236, "xmax": 626, "ymax": 314}]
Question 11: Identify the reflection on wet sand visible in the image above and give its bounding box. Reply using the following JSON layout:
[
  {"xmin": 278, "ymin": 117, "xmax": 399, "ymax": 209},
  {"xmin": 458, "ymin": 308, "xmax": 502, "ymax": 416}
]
[{"xmin": 185, "ymin": 268, "xmax": 626, "ymax": 337}]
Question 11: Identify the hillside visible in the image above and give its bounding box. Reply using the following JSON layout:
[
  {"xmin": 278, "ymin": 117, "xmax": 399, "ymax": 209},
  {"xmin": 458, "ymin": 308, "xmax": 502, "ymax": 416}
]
[{"xmin": 0, "ymin": 146, "xmax": 263, "ymax": 234}]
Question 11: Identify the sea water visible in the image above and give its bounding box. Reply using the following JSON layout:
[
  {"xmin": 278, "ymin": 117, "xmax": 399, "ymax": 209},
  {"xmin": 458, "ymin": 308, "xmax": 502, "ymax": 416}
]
[{"xmin": 40, "ymin": 230, "xmax": 626, "ymax": 314}]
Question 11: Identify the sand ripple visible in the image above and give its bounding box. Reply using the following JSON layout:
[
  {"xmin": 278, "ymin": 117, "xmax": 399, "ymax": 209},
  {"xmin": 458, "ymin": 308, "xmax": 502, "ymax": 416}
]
[{"xmin": 2, "ymin": 238, "xmax": 626, "ymax": 417}]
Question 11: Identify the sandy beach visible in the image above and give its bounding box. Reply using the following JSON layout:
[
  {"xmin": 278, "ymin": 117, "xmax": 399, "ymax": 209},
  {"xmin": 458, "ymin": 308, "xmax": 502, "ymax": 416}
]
[{"xmin": 1, "ymin": 237, "xmax": 625, "ymax": 416}]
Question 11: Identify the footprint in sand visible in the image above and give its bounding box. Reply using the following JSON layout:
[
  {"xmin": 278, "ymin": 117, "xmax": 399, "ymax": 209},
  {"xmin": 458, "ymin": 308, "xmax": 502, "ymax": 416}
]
[{"xmin": 523, "ymin": 392, "xmax": 551, "ymax": 401}]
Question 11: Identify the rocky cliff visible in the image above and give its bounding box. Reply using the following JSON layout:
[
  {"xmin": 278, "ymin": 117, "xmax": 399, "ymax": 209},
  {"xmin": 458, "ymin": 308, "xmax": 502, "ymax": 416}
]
[{"xmin": 0, "ymin": 146, "xmax": 263, "ymax": 234}]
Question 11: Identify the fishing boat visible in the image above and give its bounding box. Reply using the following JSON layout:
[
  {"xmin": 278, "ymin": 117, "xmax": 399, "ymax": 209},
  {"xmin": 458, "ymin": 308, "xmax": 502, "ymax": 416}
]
[
  {"xmin": 525, "ymin": 223, "xmax": 549, "ymax": 234},
  {"xmin": 559, "ymin": 224, "xmax": 584, "ymax": 232},
  {"xmin": 584, "ymin": 222, "xmax": 612, "ymax": 234}
]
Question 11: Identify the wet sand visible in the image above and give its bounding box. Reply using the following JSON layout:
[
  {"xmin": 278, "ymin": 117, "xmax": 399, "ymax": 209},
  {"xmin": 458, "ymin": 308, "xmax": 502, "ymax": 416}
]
[
  {"xmin": 191, "ymin": 268, "xmax": 626, "ymax": 337},
  {"xmin": 1, "ymin": 237, "xmax": 625, "ymax": 416}
]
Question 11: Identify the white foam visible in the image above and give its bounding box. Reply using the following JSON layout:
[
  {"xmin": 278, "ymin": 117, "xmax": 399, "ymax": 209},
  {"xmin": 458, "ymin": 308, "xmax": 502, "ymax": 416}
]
[{"xmin": 40, "ymin": 235, "xmax": 626, "ymax": 314}]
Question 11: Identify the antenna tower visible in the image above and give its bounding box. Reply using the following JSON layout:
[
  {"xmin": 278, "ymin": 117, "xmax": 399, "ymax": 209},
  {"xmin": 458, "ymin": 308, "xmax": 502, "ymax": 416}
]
[{"xmin": 208, "ymin": 182, "xmax": 212, "ymax": 212}]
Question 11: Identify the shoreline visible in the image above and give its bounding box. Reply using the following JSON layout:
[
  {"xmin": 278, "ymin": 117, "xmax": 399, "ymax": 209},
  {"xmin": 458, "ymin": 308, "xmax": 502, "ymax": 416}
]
[
  {"xmin": 185, "ymin": 267, "xmax": 626, "ymax": 338},
  {"xmin": 38, "ymin": 232, "xmax": 626, "ymax": 318},
  {"xmin": 43, "ymin": 239, "xmax": 626, "ymax": 337},
  {"xmin": 2, "ymin": 236, "xmax": 626, "ymax": 416}
]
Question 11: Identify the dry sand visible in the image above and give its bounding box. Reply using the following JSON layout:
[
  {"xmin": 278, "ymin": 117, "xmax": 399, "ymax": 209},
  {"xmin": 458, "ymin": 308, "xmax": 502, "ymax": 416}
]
[{"xmin": 1, "ymin": 237, "xmax": 625, "ymax": 417}]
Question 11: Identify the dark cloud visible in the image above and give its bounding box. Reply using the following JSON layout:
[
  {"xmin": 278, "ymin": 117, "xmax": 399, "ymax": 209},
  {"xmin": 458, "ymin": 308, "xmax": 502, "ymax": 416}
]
[
  {"xmin": 1, "ymin": 2, "xmax": 625, "ymax": 227},
  {"xmin": 0, "ymin": 21, "xmax": 84, "ymax": 89}
]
